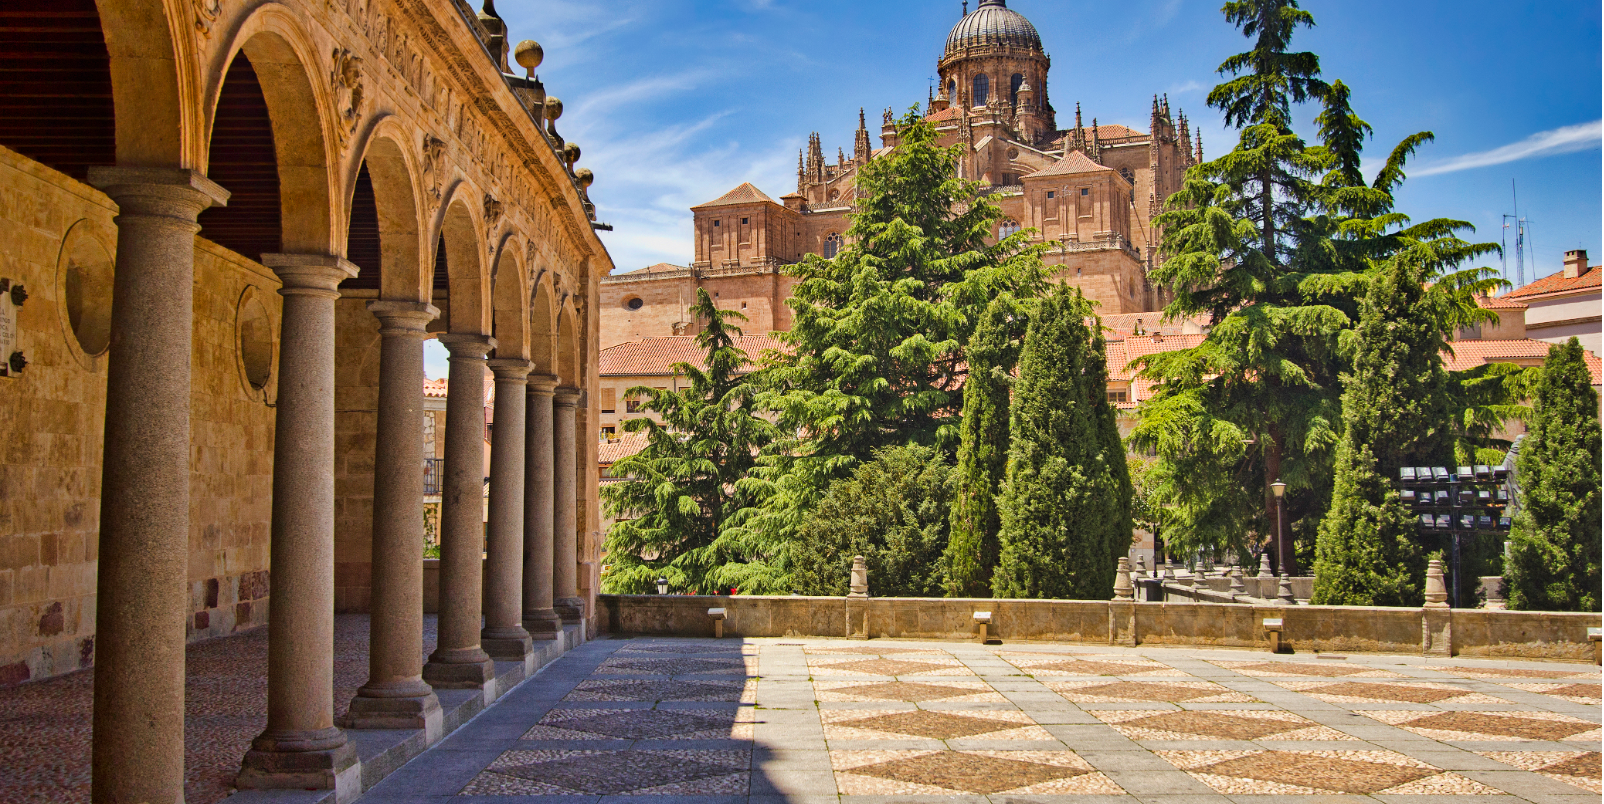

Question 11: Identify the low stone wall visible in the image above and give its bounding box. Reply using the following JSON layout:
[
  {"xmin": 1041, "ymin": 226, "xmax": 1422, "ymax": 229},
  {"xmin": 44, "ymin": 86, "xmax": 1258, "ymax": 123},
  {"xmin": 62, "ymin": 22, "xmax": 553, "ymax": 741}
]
[{"xmin": 598, "ymin": 594, "xmax": 1601, "ymax": 661}]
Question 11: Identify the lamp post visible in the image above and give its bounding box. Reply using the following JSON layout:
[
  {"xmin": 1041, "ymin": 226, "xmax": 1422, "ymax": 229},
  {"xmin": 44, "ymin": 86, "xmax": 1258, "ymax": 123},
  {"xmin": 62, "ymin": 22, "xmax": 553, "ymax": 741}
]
[
  {"xmin": 656, "ymin": 577, "xmax": 668, "ymax": 595},
  {"xmin": 1270, "ymin": 481, "xmax": 1288, "ymax": 577}
]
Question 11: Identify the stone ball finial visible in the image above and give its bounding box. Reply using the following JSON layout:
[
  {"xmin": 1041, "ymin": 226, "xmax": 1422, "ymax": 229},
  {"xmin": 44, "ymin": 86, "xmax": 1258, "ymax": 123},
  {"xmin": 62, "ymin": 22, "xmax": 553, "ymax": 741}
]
[
  {"xmin": 514, "ymin": 40, "xmax": 544, "ymax": 74},
  {"xmin": 564, "ymin": 142, "xmax": 581, "ymax": 164},
  {"xmin": 545, "ymin": 97, "xmax": 564, "ymax": 121},
  {"xmin": 576, "ymin": 168, "xmax": 594, "ymax": 189}
]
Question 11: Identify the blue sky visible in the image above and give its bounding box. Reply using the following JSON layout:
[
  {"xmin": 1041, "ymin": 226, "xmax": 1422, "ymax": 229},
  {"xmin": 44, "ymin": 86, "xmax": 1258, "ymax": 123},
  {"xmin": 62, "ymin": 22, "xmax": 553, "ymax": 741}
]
[{"xmin": 429, "ymin": 0, "xmax": 1601, "ymax": 378}]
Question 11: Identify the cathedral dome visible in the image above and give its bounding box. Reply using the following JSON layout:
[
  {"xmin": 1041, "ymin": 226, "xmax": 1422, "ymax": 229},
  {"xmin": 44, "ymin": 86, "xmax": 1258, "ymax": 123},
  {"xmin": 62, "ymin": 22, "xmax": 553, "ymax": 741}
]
[{"xmin": 944, "ymin": 0, "xmax": 1043, "ymax": 57}]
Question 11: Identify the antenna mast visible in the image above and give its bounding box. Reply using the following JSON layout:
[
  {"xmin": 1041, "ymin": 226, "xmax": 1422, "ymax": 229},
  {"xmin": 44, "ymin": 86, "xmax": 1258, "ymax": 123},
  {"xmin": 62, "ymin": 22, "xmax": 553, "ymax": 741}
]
[{"xmin": 1501, "ymin": 181, "xmax": 1530, "ymax": 288}]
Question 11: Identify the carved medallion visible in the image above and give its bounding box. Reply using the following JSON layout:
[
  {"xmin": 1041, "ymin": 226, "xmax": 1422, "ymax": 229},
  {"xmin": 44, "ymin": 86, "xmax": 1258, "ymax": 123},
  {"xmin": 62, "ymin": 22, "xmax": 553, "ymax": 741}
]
[{"xmin": 195, "ymin": 0, "xmax": 222, "ymax": 37}]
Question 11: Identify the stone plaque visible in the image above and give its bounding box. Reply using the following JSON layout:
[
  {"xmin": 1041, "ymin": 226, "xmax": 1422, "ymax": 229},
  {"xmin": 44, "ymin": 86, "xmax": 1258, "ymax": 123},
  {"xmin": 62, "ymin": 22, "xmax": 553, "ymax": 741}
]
[{"xmin": 0, "ymin": 278, "xmax": 15, "ymax": 378}]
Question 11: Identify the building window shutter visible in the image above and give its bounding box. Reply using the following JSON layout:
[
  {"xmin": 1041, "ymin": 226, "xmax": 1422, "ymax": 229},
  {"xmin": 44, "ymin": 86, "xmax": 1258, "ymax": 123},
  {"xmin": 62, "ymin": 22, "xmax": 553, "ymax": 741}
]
[{"xmin": 601, "ymin": 387, "xmax": 617, "ymax": 413}]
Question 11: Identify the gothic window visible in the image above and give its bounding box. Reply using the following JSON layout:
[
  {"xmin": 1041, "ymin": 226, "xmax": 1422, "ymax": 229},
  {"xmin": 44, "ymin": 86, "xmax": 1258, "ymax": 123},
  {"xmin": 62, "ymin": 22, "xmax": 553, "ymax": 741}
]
[
  {"xmin": 947, "ymin": 79, "xmax": 956, "ymax": 102},
  {"xmin": 999, "ymin": 220, "xmax": 1021, "ymax": 238},
  {"xmin": 1119, "ymin": 167, "xmax": 1135, "ymax": 184},
  {"xmin": 823, "ymin": 233, "xmax": 842, "ymax": 259},
  {"xmin": 972, "ymin": 74, "xmax": 989, "ymax": 106},
  {"xmin": 1010, "ymin": 73, "xmax": 1025, "ymax": 105}
]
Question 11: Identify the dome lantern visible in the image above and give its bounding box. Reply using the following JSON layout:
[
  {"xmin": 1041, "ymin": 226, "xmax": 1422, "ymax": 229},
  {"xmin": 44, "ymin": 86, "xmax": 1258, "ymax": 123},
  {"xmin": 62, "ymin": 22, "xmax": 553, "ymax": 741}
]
[{"xmin": 944, "ymin": 0, "xmax": 1043, "ymax": 57}]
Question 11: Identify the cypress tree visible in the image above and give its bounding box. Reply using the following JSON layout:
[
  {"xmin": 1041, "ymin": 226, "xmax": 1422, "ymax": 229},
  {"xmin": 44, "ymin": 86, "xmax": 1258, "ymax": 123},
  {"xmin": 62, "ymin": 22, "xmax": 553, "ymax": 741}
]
[
  {"xmin": 1506, "ymin": 338, "xmax": 1602, "ymax": 612},
  {"xmin": 1311, "ymin": 256, "xmax": 1451, "ymax": 606},
  {"xmin": 600, "ymin": 289, "xmax": 777, "ymax": 594},
  {"xmin": 946, "ymin": 293, "xmax": 1026, "ymax": 597},
  {"xmin": 993, "ymin": 285, "xmax": 1132, "ymax": 600}
]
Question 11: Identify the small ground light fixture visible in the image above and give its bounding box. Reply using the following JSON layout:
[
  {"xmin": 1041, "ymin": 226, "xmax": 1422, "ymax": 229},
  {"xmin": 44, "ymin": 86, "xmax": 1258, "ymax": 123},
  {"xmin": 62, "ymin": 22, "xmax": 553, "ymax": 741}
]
[{"xmin": 656, "ymin": 578, "xmax": 668, "ymax": 595}]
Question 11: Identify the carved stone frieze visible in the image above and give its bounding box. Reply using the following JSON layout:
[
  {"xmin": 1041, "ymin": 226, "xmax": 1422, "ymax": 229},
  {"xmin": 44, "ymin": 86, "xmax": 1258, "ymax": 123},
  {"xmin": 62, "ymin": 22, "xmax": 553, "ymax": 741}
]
[
  {"xmin": 483, "ymin": 194, "xmax": 503, "ymax": 228},
  {"xmin": 195, "ymin": 0, "xmax": 222, "ymax": 37},
  {"xmin": 421, "ymin": 134, "xmax": 446, "ymax": 203},
  {"xmin": 329, "ymin": 49, "xmax": 366, "ymax": 149}
]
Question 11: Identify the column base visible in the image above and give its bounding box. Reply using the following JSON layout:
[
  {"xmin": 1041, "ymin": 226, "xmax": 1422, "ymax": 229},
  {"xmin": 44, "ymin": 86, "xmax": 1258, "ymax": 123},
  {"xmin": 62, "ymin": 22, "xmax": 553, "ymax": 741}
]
[
  {"xmin": 524, "ymin": 608, "xmax": 563, "ymax": 640},
  {"xmin": 481, "ymin": 626, "xmax": 534, "ymax": 661},
  {"xmin": 238, "ymin": 727, "xmax": 360, "ymax": 799},
  {"xmin": 423, "ymin": 648, "xmax": 497, "ymax": 689},
  {"xmin": 341, "ymin": 681, "xmax": 443, "ymax": 738},
  {"xmin": 554, "ymin": 597, "xmax": 585, "ymax": 624}
]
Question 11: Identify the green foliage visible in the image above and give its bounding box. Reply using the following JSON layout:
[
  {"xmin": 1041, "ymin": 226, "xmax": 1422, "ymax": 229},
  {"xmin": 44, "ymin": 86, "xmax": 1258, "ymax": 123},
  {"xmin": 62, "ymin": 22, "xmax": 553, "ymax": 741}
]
[
  {"xmin": 600, "ymin": 289, "xmax": 778, "ymax": 594},
  {"xmin": 1131, "ymin": 0, "xmax": 1502, "ymax": 569},
  {"xmin": 993, "ymin": 285, "xmax": 1133, "ymax": 600},
  {"xmin": 946, "ymin": 293, "xmax": 1028, "ymax": 597},
  {"xmin": 1311, "ymin": 257, "xmax": 1451, "ymax": 606},
  {"xmin": 789, "ymin": 445, "xmax": 954, "ymax": 598},
  {"xmin": 1506, "ymin": 338, "xmax": 1602, "ymax": 612},
  {"xmin": 730, "ymin": 110, "xmax": 1044, "ymax": 568}
]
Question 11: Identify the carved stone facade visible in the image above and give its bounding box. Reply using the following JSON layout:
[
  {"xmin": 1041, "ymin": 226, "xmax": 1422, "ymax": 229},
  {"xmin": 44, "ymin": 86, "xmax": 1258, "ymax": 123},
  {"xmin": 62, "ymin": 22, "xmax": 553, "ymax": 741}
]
[{"xmin": 602, "ymin": 0, "xmax": 1196, "ymax": 347}]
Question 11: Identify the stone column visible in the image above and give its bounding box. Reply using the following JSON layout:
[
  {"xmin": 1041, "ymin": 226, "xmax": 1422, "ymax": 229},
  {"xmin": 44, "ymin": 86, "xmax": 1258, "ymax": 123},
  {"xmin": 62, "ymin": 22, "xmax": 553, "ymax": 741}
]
[
  {"xmin": 423, "ymin": 334, "xmax": 498, "ymax": 688},
  {"xmin": 482, "ymin": 359, "xmax": 534, "ymax": 660},
  {"xmin": 239, "ymin": 254, "xmax": 360, "ymax": 792},
  {"xmin": 552, "ymin": 387, "xmax": 584, "ymax": 622},
  {"xmin": 343, "ymin": 301, "xmax": 443, "ymax": 735},
  {"xmin": 85, "ymin": 168, "xmax": 227, "ymax": 804},
  {"xmin": 522, "ymin": 375, "xmax": 561, "ymax": 638}
]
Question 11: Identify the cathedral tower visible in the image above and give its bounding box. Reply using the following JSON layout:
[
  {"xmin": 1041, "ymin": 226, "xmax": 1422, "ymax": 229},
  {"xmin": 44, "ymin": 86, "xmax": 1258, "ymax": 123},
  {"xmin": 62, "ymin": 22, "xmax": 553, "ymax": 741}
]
[{"xmin": 937, "ymin": 0, "xmax": 1055, "ymax": 146}]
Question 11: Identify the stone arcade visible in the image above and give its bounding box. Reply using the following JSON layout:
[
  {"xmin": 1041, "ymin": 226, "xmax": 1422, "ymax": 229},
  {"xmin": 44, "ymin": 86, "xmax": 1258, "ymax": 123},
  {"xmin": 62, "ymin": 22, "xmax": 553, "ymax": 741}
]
[{"xmin": 0, "ymin": 0, "xmax": 612, "ymax": 801}]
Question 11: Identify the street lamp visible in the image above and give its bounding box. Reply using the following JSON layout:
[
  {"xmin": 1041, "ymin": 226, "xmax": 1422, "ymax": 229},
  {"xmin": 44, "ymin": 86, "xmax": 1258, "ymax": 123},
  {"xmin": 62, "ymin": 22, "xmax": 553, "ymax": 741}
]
[
  {"xmin": 1270, "ymin": 481, "xmax": 1288, "ymax": 576},
  {"xmin": 656, "ymin": 577, "xmax": 669, "ymax": 595}
]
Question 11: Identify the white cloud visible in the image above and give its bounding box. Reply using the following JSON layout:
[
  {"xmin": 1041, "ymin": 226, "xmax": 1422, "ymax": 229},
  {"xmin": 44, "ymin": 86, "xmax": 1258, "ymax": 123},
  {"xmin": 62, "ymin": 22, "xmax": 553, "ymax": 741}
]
[{"xmin": 1413, "ymin": 120, "xmax": 1602, "ymax": 177}]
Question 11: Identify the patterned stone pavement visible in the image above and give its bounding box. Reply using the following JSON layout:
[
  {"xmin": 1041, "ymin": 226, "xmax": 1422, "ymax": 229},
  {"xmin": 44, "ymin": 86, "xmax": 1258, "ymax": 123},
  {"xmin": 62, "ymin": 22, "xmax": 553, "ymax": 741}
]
[{"xmin": 349, "ymin": 637, "xmax": 1599, "ymax": 804}]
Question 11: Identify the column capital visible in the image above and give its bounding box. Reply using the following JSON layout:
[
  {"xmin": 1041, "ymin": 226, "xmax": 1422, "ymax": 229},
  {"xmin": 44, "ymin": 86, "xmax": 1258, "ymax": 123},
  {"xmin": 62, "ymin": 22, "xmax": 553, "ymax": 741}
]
[
  {"xmin": 367, "ymin": 300, "xmax": 440, "ymax": 335},
  {"xmin": 487, "ymin": 359, "xmax": 534, "ymax": 382},
  {"xmin": 263, "ymin": 254, "xmax": 359, "ymax": 299},
  {"xmin": 554, "ymin": 387, "xmax": 582, "ymax": 407},
  {"xmin": 88, "ymin": 167, "xmax": 230, "ymax": 218},
  {"xmin": 437, "ymin": 332, "xmax": 497, "ymax": 360},
  {"xmin": 526, "ymin": 374, "xmax": 560, "ymax": 395}
]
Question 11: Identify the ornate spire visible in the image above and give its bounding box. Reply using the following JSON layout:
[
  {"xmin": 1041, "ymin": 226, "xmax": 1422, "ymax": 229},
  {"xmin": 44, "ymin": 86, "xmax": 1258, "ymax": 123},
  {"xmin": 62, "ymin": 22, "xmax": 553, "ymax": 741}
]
[
  {"xmin": 1196, "ymin": 129, "xmax": 1204, "ymax": 163},
  {"xmin": 1090, "ymin": 118, "xmax": 1101, "ymax": 162},
  {"xmin": 797, "ymin": 149, "xmax": 806, "ymax": 191},
  {"xmin": 855, "ymin": 108, "xmax": 872, "ymax": 163},
  {"xmin": 1071, "ymin": 102, "xmax": 1084, "ymax": 152}
]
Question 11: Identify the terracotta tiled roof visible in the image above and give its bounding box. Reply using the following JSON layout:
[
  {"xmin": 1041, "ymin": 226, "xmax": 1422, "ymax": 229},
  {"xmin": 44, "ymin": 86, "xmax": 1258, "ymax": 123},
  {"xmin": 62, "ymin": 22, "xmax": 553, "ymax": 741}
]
[
  {"xmin": 1443, "ymin": 339, "xmax": 1603, "ymax": 385},
  {"xmin": 1025, "ymin": 150, "xmax": 1114, "ymax": 178},
  {"xmin": 599, "ymin": 335, "xmax": 788, "ymax": 377},
  {"xmin": 1098, "ymin": 312, "xmax": 1210, "ymax": 340},
  {"xmin": 1504, "ymin": 265, "xmax": 1601, "ymax": 299},
  {"xmin": 693, "ymin": 182, "xmax": 777, "ymax": 209},
  {"xmin": 1476, "ymin": 294, "xmax": 1528, "ymax": 311},
  {"xmin": 423, "ymin": 377, "xmax": 448, "ymax": 398},
  {"xmin": 599, "ymin": 430, "xmax": 650, "ymax": 466},
  {"xmin": 925, "ymin": 106, "xmax": 962, "ymax": 123},
  {"xmin": 1102, "ymin": 332, "xmax": 1208, "ymax": 411}
]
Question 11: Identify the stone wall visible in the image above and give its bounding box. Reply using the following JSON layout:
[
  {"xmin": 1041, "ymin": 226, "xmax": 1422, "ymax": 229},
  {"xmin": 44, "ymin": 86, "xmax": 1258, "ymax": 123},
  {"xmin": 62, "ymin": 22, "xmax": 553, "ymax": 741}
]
[
  {"xmin": 0, "ymin": 148, "xmax": 279, "ymax": 685},
  {"xmin": 599, "ymin": 594, "xmax": 1601, "ymax": 662}
]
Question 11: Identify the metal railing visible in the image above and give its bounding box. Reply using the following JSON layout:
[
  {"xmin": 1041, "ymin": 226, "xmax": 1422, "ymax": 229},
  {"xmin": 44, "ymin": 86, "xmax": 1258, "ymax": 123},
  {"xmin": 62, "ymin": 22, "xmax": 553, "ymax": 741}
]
[{"xmin": 424, "ymin": 458, "xmax": 443, "ymax": 496}]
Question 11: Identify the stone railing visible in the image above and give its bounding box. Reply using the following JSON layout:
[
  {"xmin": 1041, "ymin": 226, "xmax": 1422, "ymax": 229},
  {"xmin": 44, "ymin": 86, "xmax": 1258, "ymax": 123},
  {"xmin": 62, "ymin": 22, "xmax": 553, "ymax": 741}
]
[{"xmin": 597, "ymin": 594, "xmax": 1601, "ymax": 662}]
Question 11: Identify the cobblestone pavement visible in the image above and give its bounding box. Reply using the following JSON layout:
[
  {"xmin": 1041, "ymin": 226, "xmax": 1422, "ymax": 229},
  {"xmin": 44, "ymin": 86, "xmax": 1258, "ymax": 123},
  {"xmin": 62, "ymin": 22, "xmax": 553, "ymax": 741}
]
[
  {"xmin": 353, "ymin": 637, "xmax": 1599, "ymax": 804},
  {"xmin": 0, "ymin": 614, "xmax": 438, "ymax": 804}
]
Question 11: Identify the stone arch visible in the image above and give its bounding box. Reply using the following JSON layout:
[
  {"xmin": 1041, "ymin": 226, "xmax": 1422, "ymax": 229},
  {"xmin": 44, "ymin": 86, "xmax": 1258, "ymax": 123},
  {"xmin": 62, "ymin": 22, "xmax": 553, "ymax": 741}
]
[
  {"xmin": 555, "ymin": 299, "xmax": 580, "ymax": 387},
  {"xmin": 434, "ymin": 183, "xmax": 490, "ymax": 335},
  {"xmin": 96, "ymin": 0, "xmax": 194, "ymax": 167},
  {"xmin": 206, "ymin": 7, "xmax": 338, "ymax": 255},
  {"xmin": 348, "ymin": 116, "xmax": 429, "ymax": 302},
  {"xmin": 489, "ymin": 236, "xmax": 531, "ymax": 360},
  {"xmin": 529, "ymin": 274, "xmax": 558, "ymax": 376}
]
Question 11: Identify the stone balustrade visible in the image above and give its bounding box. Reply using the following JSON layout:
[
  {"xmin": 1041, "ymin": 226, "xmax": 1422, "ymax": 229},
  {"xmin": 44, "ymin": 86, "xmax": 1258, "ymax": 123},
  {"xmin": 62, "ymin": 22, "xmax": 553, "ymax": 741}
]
[{"xmin": 598, "ymin": 594, "xmax": 1601, "ymax": 663}]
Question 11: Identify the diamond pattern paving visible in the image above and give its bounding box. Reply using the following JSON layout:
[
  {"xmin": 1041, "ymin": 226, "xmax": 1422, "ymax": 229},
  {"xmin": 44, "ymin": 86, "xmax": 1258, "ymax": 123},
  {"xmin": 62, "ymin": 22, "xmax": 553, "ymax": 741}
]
[
  {"xmin": 1307, "ymin": 681, "xmax": 1475, "ymax": 703},
  {"xmin": 1119, "ymin": 711, "xmax": 1318, "ymax": 740},
  {"xmin": 1399, "ymin": 711, "xmax": 1598, "ymax": 740},
  {"xmin": 1055, "ymin": 680, "xmax": 1250, "ymax": 702},
  {"xmin": 1196, "ymin": 751, "xmax": 1437, "ymax": 794},
  {"xmin": 835, "ymin": 710, "xmax": 1027, "ymax": 739},
  {"xmin": 846, "ymin": 750, "xmax": 1091, "ymax": 794},
  {"xmin": 821, "ymin": 680, "xmax": 996, "ymax": 701},
  {"xmin": 525, "ymin": 708, "xmax": 749, "ymax": 740},
  {"xmin": 818, "ymin": 658, "xmax": 952, "ymax": 675},
  {"xmin": 462, "ymin": 749, "xmax": 749, "ymax": 795},
  {"xmin": 320, "ymin": 635, "xmax": 1598, "ymax": 804}
]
